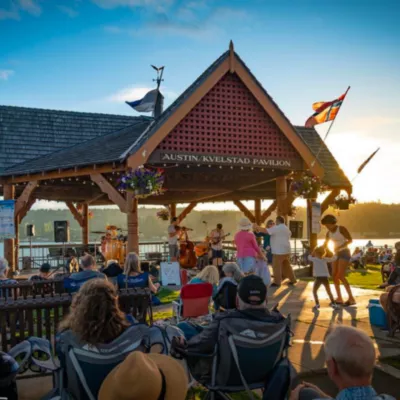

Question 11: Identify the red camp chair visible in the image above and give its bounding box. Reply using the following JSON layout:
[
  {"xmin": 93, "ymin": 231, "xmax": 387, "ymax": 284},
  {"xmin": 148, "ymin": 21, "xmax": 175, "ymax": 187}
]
[{"xmin": 172, "ymin": 283, "xmax": 213, "ymax": 323}]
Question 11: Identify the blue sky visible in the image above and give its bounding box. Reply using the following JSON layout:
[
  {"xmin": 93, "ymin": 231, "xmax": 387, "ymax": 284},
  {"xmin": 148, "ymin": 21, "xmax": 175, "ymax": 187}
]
[{"xmin": 1, "ymin": 0, "xmax": 400, "ymax": 208}]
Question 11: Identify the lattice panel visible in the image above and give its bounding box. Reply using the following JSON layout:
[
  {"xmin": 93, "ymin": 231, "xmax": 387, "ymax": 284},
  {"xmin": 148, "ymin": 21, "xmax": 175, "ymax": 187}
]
[{"xmin": 157, "ymin": 73, "xmax": 301, "ymax": 160}]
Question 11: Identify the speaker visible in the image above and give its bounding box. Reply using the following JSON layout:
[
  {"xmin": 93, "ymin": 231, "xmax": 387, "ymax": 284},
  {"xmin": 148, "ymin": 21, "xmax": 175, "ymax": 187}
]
[
  {"xmin": 26, "ymin": 224, "xmax": 35, "ymax": 237},
  {"xmin": 54, "ymin": 221, "xmax": 70, "ymax": 243},
  {"xmin": 289, "ymin": 220, "xmax": 303, "ymax": 239}
]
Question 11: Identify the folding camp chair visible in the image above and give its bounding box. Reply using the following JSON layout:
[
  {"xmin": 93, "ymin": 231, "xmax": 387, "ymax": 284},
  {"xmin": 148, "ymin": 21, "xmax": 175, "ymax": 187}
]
[
  {"xmin": 186, "ymin": 313, "xmax": 292, "ymax": 400},
  {"xmin": 172, "ymin": 283, "xmax": 213, "ymax": 323}
]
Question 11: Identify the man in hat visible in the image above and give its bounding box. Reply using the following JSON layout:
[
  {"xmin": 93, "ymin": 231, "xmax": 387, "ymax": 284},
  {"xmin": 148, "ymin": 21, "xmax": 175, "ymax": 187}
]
[
  {"xmin": 172, "ymin": 275, "xmax": 284, "ymax": 355},
  {"xmin": 99, "ymin": 351, "xmax": 188, "ymax": 400}
]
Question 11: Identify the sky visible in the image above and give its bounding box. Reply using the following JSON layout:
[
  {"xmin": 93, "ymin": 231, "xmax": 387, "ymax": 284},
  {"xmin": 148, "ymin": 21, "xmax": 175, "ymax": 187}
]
[{"xmin": 1, "ymin": 0, "xmax": 400, "ymax": 211}]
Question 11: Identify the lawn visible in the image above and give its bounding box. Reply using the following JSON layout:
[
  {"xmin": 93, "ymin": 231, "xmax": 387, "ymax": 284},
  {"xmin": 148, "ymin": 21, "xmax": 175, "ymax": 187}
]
[
  {"xmin": 157, "ymin": 287, "xmax": 180, "ymax": 304},
  {"xmin": 345, "ymin": 264, "xmax": 383, "ymax": 290}
]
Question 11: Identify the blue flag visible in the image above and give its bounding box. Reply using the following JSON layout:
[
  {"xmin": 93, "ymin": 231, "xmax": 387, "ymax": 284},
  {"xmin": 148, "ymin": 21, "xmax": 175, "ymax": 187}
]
[{"xmin": 126, "ymin": 89, "xmax": 163, "ymax": 113}]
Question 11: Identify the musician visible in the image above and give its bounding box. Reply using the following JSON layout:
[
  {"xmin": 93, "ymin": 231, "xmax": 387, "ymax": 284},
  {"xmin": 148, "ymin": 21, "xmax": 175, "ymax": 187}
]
[
  {"xmin": 209, "ymin": 223, "xmax": 225, "ymax": 268},
  {"xmin": 167, "ymin": 217, "xmax": 181, "ymax": 261}
]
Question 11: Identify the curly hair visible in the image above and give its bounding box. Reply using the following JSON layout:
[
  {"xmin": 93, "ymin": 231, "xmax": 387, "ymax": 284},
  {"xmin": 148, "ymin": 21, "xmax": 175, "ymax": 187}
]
[{"xmin": 59, "ymin": 279, "xmax": 129, "ymax": 345}]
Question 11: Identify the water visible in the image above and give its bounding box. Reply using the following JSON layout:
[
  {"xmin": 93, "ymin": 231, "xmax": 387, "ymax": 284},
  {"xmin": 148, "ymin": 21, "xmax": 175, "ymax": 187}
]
[{"xmin": 0, "ymin": 238, "xmax": 399, "ymax": 259}]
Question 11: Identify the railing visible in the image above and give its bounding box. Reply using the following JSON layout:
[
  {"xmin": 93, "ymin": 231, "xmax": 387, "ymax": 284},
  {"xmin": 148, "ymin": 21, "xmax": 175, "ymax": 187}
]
[{"xmin": 18, "ymin": 239, "xmax": 310, "ymax": 270}]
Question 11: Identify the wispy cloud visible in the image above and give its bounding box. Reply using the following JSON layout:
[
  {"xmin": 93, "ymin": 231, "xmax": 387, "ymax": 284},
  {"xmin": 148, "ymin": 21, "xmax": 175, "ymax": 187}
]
[
  {"xmin": 0, "ymin": 70, "xmax": 15, "ymax": 81},
  {"xmin": 108, "ymin": 85, "xmax": 178, "ymax": 103},
  {"xmin": 91, "ymin": 0, "xmax": 174, "ymax": 12},
  {"xmin": 0, "ymin": 0, "xmax": 41, "ymax": 20},
  {"xmin": 349, "ymin": 116, "xmax": 400, "ymax": 131},
  {"xmin": 58, "ymin": 5, "xmax": 79, "ymax": 18}
]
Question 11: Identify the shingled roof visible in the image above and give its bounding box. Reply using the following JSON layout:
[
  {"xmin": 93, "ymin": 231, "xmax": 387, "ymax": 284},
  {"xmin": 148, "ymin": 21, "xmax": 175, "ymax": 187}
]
[
  {"xmin": 0, "ymin": 105, "xmax": 139, "ymax": 173},
  {"xmin": 0, "ymin": 50, "xmax": 351, "ymax": 190}
]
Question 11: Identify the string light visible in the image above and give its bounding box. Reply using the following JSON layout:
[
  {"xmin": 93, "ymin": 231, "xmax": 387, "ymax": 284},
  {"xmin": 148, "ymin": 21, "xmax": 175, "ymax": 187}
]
[{"xmin": 219, "ymin": 166, "xmax": 222, "ymax": 169}]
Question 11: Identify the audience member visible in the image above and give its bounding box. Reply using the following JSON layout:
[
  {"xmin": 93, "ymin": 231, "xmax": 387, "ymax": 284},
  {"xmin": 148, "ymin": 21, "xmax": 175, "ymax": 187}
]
[
  {"xmin": 290, "ymin": 325, "xmax": 395, "ymax": 400},
  {"xmin": 254, "ymin": 219, "xmax": 274, "ymax": 264},
  {"xmin": 235, "ymin": 217, "xmax": 266, "ymax": 273},
  {"xmin": 350, "ymin": 247, "xmax": 363, "ymax": 269},
  {"xmin": 98, "ymin": 351, "xmax": 188, "ymax": 400},
  {"xmin": 379, "ymin": 251, "xmax": 400, "ymax": 290},
  {"xmin": 188, "ymin": 264, "xmax": 219, "ymax": 297},
  {"xmin": 63, "ymin": 254, "xmax": 106, "ymax": 293},
  {"xmin": 29, "ymin": 262, "xmax": 52, "ymax": 281},
  {"xmin": 58, "ymin": 279, "xmax": 133, "ymax": 346},
  {"xmin": 102, "ymin": 260, "xmax": 123, "ymax": 278},
  {"xmin": 117, "ymin": 253, "xmax": 159, "ymax": 294},
  {"xmin": 173, "ymin": 275, "xmax": 284, "ymax": 357},
  {"xmin": 0, "ymin": 258, "xmax": 16, "ymax": 285},
  {"xmin": 213, "ymin": 262, "xmax": 243, "ymax": 310}
]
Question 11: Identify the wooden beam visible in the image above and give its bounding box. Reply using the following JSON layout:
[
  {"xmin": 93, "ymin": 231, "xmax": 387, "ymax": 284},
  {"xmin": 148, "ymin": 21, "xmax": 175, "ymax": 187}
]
[
  {"xmin": 3, "ymin": 184, "xmax": 15, "ymax": 275},
  {"xmin": 254, "ymin": 199, "xmax": 262, "ymax": 225},
  {"xmin": 169, "ymin": 204, "xmax": 176, "ymax": 219},
  {"xmin": 87, "ymin": 193, "xmax": 105, "ymax": 205},
  {"xmin": 19, "ymin": 197, "xmax": 36, "ymax": 221},
  {"xmin": 233, "ymin": 201, "xmax": 255, "ymax": 223},
  {"xmin": 321, "ymin": 189, "xmax": 341, "ymax": 214},
  {"xmin": 261, "ymin": 200, "xmax": 277, "ymax": 222},
  {"xmin": 276, "ymin": 176, "xmax": 287, "ymax": 218},
  {"xmin": 126, "ymin": 193, "xmax": 139, "ymax": 254},
  {"xmin": 15, "ymin": 181, "xmax": 38, "ymax": 218},
  {"xmin": 91, "ymin": 173, "xmax": 127, "ymax": 213},
  {"xmin": 82, "ymin": 204, "xmax": 89, "ymax": 246},
  {"xmin": 7, "ymin": 164, "xmax": 125, "ymax": 184},
  {"xmin": 66, "ymin": 202, "xmax": 84, "ymax": 227},
  {"xmin": 177, "ymin": 202, "xmax": 197, "ymax": 223}
]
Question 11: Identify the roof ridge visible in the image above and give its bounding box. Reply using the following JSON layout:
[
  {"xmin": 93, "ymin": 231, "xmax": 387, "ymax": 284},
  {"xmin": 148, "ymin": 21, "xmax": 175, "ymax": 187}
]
[{"xmin": 0, "ymin": 104, "xmax": 151, "ymax": 120}]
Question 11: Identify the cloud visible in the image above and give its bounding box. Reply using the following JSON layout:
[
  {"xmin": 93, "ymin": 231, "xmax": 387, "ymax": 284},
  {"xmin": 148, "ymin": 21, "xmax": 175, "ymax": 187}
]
[
  {"xmin": 17, "ymin": 0, "xmax": 41, "ymax": 16},
  {"xmin": 0, "ymin": 70, "xmax": 14, "ymax": 80},
  {"xmin": 58, "ymin": 5, "xmax": 79, "ymax": 18},
  {"xmin": 0, "ymin": 2, "xmax": 20, "ymax": 20},
  {"xmin": 91, "ymin": 0, "xmax": 174, "ymax": 12},
  {"xmin": 108, "ymin": 85, "xmax": 178, "ymax": 103},
  {"xmin": 349, "ymin": 116, "xmax": 400, "ymax": 131}
]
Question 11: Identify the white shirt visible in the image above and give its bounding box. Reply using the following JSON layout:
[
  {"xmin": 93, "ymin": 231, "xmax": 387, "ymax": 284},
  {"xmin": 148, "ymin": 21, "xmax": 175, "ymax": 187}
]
[
  {"xmin": 267, "ymin": 224, "xmax": 291, "ymax": 255},
  {"xmin": 308, "ymin": 255, "xmax": 336, "ymax": 277},
  {"xmin": 167, "ymin": 224, "xmax": 178, "ymax": 245},
  {"xmin": 328, "ymin": 226, "xmax": 347, "ymax": 251}
]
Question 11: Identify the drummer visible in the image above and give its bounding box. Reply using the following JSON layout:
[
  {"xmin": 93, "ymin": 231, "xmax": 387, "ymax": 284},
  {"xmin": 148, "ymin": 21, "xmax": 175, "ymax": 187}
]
[{"xmin": 167, "ymin": 217, "xmax": 181, "ymax": 262}]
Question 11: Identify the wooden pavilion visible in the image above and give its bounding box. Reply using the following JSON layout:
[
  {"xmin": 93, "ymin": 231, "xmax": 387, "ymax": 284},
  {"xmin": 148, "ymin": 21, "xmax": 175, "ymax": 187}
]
[{"xmin": 0, "ymin": 42, "xmax": 351, "ymax": 272}]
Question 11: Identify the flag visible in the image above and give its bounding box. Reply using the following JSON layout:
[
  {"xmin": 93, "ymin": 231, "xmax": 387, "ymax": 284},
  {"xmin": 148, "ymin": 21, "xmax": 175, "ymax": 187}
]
[
  {"xmin": 305, "ymin": 89, "xmax": 349, "ymax": 128},
  {"xmin": 357, "ymin": 148, "xmax": 380, "ymax": 174},
  {"xmin": 126, "ymin": 89, "xmax": 163, "ymax": 113}
]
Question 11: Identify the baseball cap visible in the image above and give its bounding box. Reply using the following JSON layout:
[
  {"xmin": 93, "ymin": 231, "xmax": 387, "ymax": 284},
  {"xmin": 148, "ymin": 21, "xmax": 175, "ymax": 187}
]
[
  {"xmin": 237, "ymin": 275, "xmax": 267, "ymax": 305},
  {"xmin": 40, "ymin": 263, "xmax": 51, "ymax": 273}
]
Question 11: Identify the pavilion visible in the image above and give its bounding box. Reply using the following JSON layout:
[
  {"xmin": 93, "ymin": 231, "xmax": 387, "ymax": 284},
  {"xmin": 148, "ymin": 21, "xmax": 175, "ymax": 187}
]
[{"xmin": 0, "ymin": 42, "xmax": 351, "ymax": 271}]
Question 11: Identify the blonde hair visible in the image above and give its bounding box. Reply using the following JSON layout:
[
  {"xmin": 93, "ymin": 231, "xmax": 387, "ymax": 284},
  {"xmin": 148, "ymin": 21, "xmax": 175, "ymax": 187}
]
[
  {"xmin": 124, "ymin": 252, "xmax": 141, "ymax": 275},
  {"xmin": 58, "ymin": 279, "xmax": 129, "ymax": 345},
  {"xmin": 196, "ymin": 265, "xmax": 219, "ymax": 286}
]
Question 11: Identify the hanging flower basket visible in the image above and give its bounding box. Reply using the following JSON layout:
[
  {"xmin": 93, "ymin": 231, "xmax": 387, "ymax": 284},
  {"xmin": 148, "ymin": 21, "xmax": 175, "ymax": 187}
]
[
  {"xmin": 157, "ymin": 209, "xmax": 170, "ymax": 221},
  {"xmin": 333, "ymin": 194, "xmax": 356, "ymax": 210},
  {"xmin": 118, "ymin": 166, "xmax": 166, "ymax": 199},
  {"xmin": 290, "ymin": 172, "xmax": 325, "ymax": 199},
  {"xmin": 75, "ymin": 203, "xmax": 94, "ymax": 219}
]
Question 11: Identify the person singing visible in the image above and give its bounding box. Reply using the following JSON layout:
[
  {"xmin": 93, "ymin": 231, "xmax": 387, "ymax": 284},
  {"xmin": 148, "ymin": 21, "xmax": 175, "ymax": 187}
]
[
  {"xmin": 321, "ymin": 214, "xmax": 356, "ymax": 306},
  {"xmin": 209, "ymin": 223, "xmax": 225, "ymax": 269},
  {"xmin": 167, "ymin": 217, "xmax": 181, "ymax": 262}
]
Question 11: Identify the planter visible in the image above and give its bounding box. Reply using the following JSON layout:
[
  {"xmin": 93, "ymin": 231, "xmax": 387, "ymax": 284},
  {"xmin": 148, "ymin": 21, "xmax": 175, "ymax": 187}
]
[
  {"xmin": 337, "ymin": 201, "xmax": 350, "ymax": 210},
  {"xmin": 134, "ymin": 188, "xmax": 151, "ymax": 196}
]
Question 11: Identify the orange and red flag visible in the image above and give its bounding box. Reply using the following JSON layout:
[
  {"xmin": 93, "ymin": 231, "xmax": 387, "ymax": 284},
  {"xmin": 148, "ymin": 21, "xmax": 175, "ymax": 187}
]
[{"xmin": 305, "ymin": 89, "xmax": 349, "ymax": 128}]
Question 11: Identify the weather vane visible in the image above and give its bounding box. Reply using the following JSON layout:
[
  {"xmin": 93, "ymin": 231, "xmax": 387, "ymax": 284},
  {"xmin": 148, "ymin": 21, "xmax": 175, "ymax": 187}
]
[{"xmin": 151, "ymin": 65, "xmax": 164, "ymax": 90}]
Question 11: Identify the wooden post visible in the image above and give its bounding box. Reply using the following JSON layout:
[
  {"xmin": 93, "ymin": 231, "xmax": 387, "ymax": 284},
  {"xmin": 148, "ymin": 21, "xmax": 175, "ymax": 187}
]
[
  {"xmin": 254, "ymin": 199, "xmax": 262, "ymax": 225},
  {"xmin": 233, "ymin": 200, "xmax": 255, "ymax": 222},
  {"xmin": 127, "ymin": 193, "xmax": 139, "ymax": 254},
  {"xmin": 14, "ymin": 215, "xmax": 19, "ymax": 272},
  {"xmin": 82, "ymin": 204, "xmax": 89, "ymax": 247},
  {"xmin": 3, "ymin": 184, "xmax": 15, "ymax": 275},
  {"xmin": 307, "ymin": 199, "xmax": 318, "ymax": 251},
  {"xmin": 169, "ymin": 204, "xmax": 176, "ymax": 219},
  {"xmin": 276, "ymin": 176, "xmax": 288, "ymax": 221}
]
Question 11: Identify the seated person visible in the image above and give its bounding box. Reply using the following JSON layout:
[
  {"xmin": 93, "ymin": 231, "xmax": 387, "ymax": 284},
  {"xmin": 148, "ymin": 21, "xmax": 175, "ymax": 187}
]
[
  {"xmin": 29, "ymin": 262, "xmax": 52, "ymax": 281},
  {"xmin": 379, "ymin": 251, "xmax": 400, "ymax": 289},
  {"xmin": 350, "ymin": 247, "xmax": 363, "ymax": 268},
  {"xmin": 101, "ymin": 260, "xmax": 123, "ymax": 278},
  {"xmin": 63, "ymin": 254, "xmax": 106, "ymax": 293},
  {"xmin": 0, "ymin": 258, "xmax": 18, "ymax": 299},
  {"xmin": 173, "ymin": 275, "xmax": 285, "ymax": 354},
  {"xmin": 98, "ymin": 351, "xmax": 188, "ymax": 400},
  {"xmin": 188, "ymin": 265, "xmax": 219, "ymax": 298},
  {"xmin": 290, "ymin": 325, "xmax": 395, "ymax": 400},
  {"xmin": 117, "ymin": 253, "xmax": 159, "ymax": 293},
  {"xmin": 213, "ymin": 262, "xmax": 243, "ymax": 310}
]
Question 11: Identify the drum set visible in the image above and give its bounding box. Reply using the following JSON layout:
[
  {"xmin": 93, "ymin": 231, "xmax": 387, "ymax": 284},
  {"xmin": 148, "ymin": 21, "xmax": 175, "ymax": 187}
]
[{"xmin": 92, "ymin": 225, "xmax": 127, "ymax": 265}]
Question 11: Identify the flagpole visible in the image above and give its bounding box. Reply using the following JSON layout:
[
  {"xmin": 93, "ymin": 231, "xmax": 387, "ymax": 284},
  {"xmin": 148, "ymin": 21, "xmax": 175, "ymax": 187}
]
[
  {"xmin": 153, "ymin": 66, "xmax": 165, "ymax": 119},
  {"xmin": 311, "ymin": 86, "xmax": 351, "ymax": 167}
]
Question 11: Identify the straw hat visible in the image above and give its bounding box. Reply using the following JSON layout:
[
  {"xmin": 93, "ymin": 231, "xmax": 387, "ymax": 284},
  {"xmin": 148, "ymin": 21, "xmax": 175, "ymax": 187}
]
[
  {"xmin": 238, "ymin": 217, "xmax": 253, "ymax": 231},
  {"xmin": 98, "ymin": 351, "xmax": 188, "ymax": 400}
]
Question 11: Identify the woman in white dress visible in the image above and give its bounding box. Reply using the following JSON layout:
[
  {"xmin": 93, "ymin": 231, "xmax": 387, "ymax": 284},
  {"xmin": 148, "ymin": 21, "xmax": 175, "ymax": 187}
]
[{"xmin": 321, "ymin": 215, "xmax": 356, "ymax": 306}]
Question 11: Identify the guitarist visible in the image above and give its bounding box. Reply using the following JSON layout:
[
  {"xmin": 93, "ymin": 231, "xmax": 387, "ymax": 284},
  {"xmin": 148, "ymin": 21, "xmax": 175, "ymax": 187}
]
[{"xmin": 209, "ymin": 223, "xmax": 227, "ymax": 271}]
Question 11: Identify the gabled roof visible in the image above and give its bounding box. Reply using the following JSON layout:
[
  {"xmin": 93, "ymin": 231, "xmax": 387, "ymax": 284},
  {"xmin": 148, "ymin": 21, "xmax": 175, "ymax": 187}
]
[{"xmin": 0, "ymin": 105, "xmax": 139, "ymax": 173}]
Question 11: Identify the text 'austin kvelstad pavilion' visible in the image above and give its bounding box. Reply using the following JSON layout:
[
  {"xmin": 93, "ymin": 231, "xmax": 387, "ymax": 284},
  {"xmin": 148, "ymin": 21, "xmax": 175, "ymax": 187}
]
[{"xmin": 0, "ymin": 42, "xmax": 351, "ymax": 271}]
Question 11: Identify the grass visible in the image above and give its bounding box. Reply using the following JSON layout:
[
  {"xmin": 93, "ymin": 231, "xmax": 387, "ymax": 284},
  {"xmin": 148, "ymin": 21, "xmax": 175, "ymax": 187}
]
[
  {"xmin": 153, "ymin": 309, "xmax": 173, "ymax": 321},
  {"xmin": 157, "ymin": 287, "xmax": 180, "ymax": 304}
]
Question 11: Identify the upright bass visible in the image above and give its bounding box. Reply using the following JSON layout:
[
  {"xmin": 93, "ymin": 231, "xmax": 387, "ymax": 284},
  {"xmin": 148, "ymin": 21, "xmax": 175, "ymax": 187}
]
[{"xmin": 177, "ymin": 227, "xmax": 197, "ymax": 269}]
